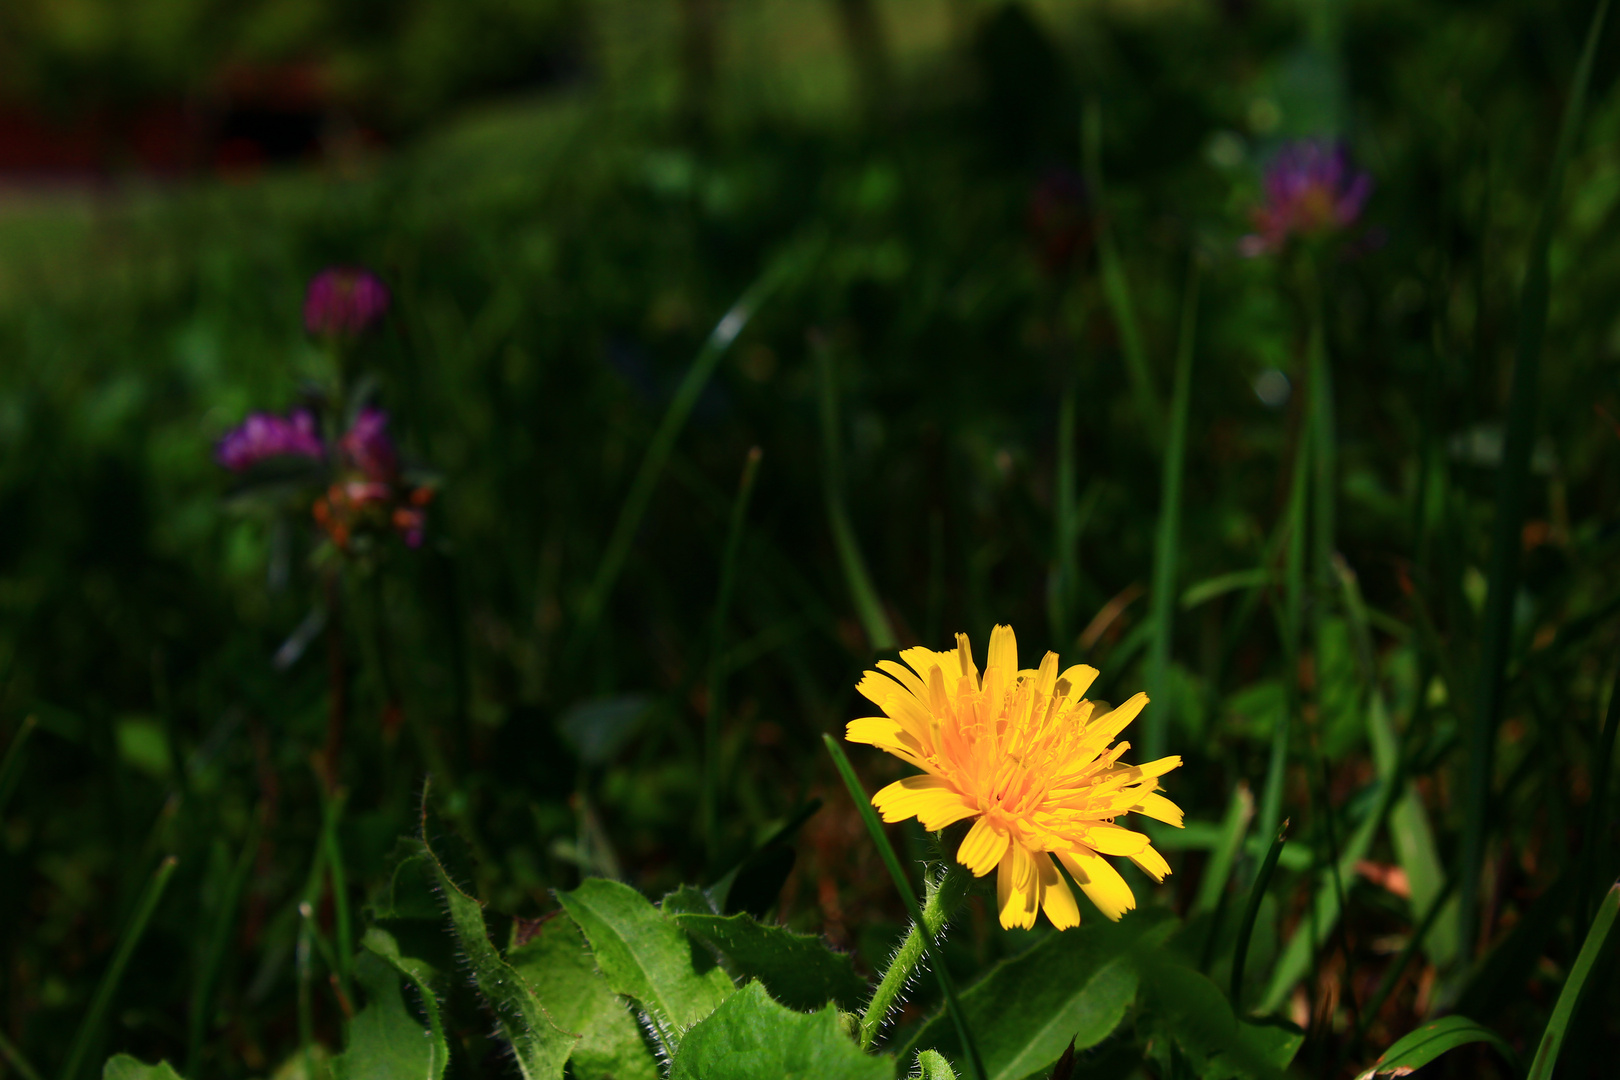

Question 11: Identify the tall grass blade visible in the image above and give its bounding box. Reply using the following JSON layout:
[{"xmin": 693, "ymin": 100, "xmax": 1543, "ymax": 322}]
[
  {"xmin": 321, "ymin": 789, "xmax": 354, "ymax": 1001},
  {"xmin": 1354, "ymin": 874, "xmax": 1459, "ymax": 1045},
  {"xmin": 814, "ymin": 334, "xmax": 897, "ymax": 651},
  {"xmin": 1145, "ymin": 259, "xmax": 1199, "ymax": 761},
  {"xmin": 569, "ymin": 262, "xmax": 791, "ymax": 662},
  {"xmin": 823, "ymin": 734, "xmax": 985, "ymax": 1080},
  {"xmin": 1303, "ymin": 256, "xmax": 1335, "ymax": 586},
  {"xmin": 1231, "ymin": 819, "xmax": 1288, "ymax": 1012},
  {"xmin": 0, "ymin": 714, "xmax": 37, "ymax": 817},
  {"xmin": 187, "ymin": 820, "xmax": 261, "ymax": 1076},
  {"xmin": 1195, "ymin": 782, "xmax": 1255, "ymax": 917},
  {"xmin": 1577, "ymin": 664, "xmax": 1620, "ymax": 929},
  {"xmin": 60, "ymin": 855, "xmax": 179, "ymax": 1080},
  {"xmin": 1083, "ymin": 99, "xmax": 1162, "ymax": 443},
  {"xmin": 1459, "ymin": 0, "xmax": 1610, "ymax": 957},
  {"xmin": 703, "ymin": 447, "xmax": 764, "ymax": 865},
  {"xmin": 0, "ymin": 1030, "xmax": 44, "ymax": 1080},
  {"xmin": 1257, "ymin": 430, "xmax": 1310, "ymax": 848},
  {"xmin": 1525, "ymin": 882, "xmax": 1620, "ymax": 1080},
  {"xmin": 1048, "ymin": 387, "xmax": 1078, "ymax": 647}
]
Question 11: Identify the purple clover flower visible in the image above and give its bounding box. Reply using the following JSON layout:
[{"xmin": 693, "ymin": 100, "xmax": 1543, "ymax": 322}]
[
  {"xmin": 216, "ymin": 409, "xmax": 325, "ymax": 472},
  {"xmin": 304, "ymin": 267, "xmax": 391, "ymax": 337},
  {"xmin": 338, "ymin": 406, "xmax": 399, "ymax": 482},
  {"xmin": 1240, "ymin": 139, "xmax": 1372, "ymax": 257}
]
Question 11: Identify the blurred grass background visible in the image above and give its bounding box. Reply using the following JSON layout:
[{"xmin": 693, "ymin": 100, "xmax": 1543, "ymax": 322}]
[{"xmin": 3, "ymin": 0, "xmax": 1620, "ymax": 1076}]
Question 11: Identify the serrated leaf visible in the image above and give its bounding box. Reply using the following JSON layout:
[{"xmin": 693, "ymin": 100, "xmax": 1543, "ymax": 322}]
[
  {"xmin": 1353, "ymin": 1015, "xmax": 1515, "ymax": 1079},
  {"xmin": 557, "ymin": 878, "xmax": 734, "ymax": 1052},
  {"xmin": 508, "ymin": 912, "xmax": 660, "ymax": 1080},
  {"xmin": 332, "ymin": 948, "xmax": 446, "ymax": 1080},
  {"xmin": 103, "ymin": 1056, "xmax": 186, "ymax": 1080},
  {"xmin": 903, "ymin": 920, "xmax": 1142, "ymax": 1080},
  {"xmin": 667, "ymin": 981, "xmax": 889, "ymax": 1080},
  {"xmin": 419, "ymin": 843, "xmax": 573, "ymax": 1079},
  {"xmin": 673, "ymin": 911, "xmax": 866, "ymax": 1011}
]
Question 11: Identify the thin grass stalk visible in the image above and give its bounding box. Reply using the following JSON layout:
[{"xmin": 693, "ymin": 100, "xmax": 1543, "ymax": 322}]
[
  {"xmin": 321, "ymin": 789, "xmax": 353, "ymax": 1001},
  {"xmin": 1083, "ymin": 99, "xmax": 1162, "ymax": 443},
  {"xmin": 1459, "ymin": 0, "xmax": 1610, "ymax": 957},
  {"xmin": 569, "ymin": 266, "xmax": 785, "ymax": 663},
  {"xmin": 1353, "ymin": 873, "xmax": 1459, "ymax": 1045},
  {"xmin": 1577, "ymin": 665, "xmax": 1620, "ymax": 930},
  {"xmin": 1302, "ymin": 254, "xmax": 1335, "ymax": 588},
  {"xmin": 1257, "ymin": 429, "xmax": 1310, "ymax": 847},
  {"xmin": 703, "ymin": 447, "xmax": 764, "ymax": 866},
  {"xmin": 1231, "ymin": 820, "xmax": 1289, "ymax": 1012},
  {"xmin": 59, "ymin": 855, "xmax": 178, "ymax": 1080},
  {"xmin": 0, "ymin": 1030, "xmax": 44, "ymax": 1080},
  {"xmin": 823, "ymin": 735, "xmax": 985, "ymax": 1080},
  {"xmin": 187, "ymin": 819, "xmax": 261, "ymax": 1076},
  {"xmin": 1145, "ymin": 259, "xmax": 1199, "ymax": 761},
  {"xmin": 814, "ymin": 334, "xmax": 898, "ymax": 651},
  {"xmin": 1526, "ymin": 882, "xmax": 1620, "ymax": 1080},
  {"xmin": 0, "ymin": 714, "xmax": 36, "ymax": 818}
]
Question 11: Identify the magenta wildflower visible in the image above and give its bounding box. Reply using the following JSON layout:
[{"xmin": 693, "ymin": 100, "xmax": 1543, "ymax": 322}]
[
  {"xmin": 304, "ymin": 267, "xmax": 391, "ymax": 337},
  {"xmin": 216, "ymin": 409, "xmax": 325, "ymax": 472},
  {"xmin": 1240, "ymin": 140, "xmax": 1372, "ymax": 256},
  {"xmin": 339, "ymin": 406, "xmax": 399, "ymax": 482}
]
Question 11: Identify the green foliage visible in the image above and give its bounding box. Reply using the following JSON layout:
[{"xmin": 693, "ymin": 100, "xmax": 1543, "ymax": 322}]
[
  {"xmin": 507, "ymin": 913, "xmax": 660, "ymax": 1080},
  {"xmin": 102, "ymin": 1057, "xmax": 185, "ymax": 1080},
  {"xmin": 330, "ymin": 947, "xmax": 445, "ymax": 1080},
  {"xmin": 556, "ymin": 877, "xmax": 735, "ymax": 1052},
  {"xmin": 666, "ymin": 982, "xmax": 890, "ymax": 1080},
  {"xmin": 672, "ymin": 911, "xmax": 867, "ymax": 1012},
  {"xmin": 1352, "ymin": 1016, "xmax": 1515, "ymax": 1080}
]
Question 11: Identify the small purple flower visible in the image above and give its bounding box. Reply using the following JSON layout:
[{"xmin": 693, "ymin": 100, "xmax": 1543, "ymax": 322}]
[
  {"xmin": 216, "ymin": 409, "xmax": 325, "ymax": 472},
  {"xmin": 304, "ymin": 267, "xmax": 391, "ymax": 337},
  {"xmin": 339, "ymin": 406, "xmax": 399, "ymax": 482},
  {"xmin": 1240, "ymin": 140, "xmax": 1372, "ymax": 257}
]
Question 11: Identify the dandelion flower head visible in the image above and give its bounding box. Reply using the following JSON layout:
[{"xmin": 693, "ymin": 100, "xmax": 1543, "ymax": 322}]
[{"xmin": 847, "ymin": 625, "xmax": 1182, "ymax": 930}]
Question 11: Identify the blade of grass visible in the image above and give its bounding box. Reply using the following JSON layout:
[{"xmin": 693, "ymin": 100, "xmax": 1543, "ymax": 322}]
[
  {"xmin": 1459, "ymin": 0, "xmax": 1610, "ymax": 958},
  {"xmin": 1577, "ymin": 663, "xmax": 1620, "ymax": 929},
  {"xmin": 321, "ymin": 788, "xmax": 354, "ymax": 1002},
  {"xmin": 823, "ymin": 735, "xmax": 984, "ymax": 1080},
  {"xmin": 1083, "ymin": 99, "xmax": 1162, "ymax": 443},
  {"xmin": 1048, "ymin": 386, "xmax": 1078, "ymax": 647},
  {"xmin": 1231, "ymin": 819, "xmax": 1289, "ymax": 1012},
  {"xmin": 703, "ymin": 447, "xmax": 764, "ymax": 866},
  {"xmin": 1354, "ymin": 873, "xmax": 1460, "ymax": 1045},
  {"xmin": 814, "ymin": 333, "xmax": 897, "ymax": 651},
  {"xmin": 0, "ymin": 1030, "xmax": 44, "ymax": 1080},
  {"xmin": 568, "ymin": 259, "xmax": 793, "ymax": 663},
  {"xmin": 0, "ymin": 714, "xmax": 37, "ymax": 817},
  {"xmin": 1145, "ymin": 258, "xmax": 1199, "ymax": 761},
  {"xmin": 187, "ymin": 818, "xmax": 262, "ymax": 1075},
  {"xmin": 1302, "ymin": 253, "xmax": 1335, "ymax": 587},
  {"xmin": 60, "ymin": 855, "xmax": 179, "ymax": 1080},
  {"xmin": 1525, "ymin": 881, "xmax": 1620, "ymax": 1080},
  {"xmin": 1196, "ymin": 782, "xmax": 1256, "ymax": 918},
  {"xmin": 1257, "ymin": 426, "xmax": 1310, "ymax": 848}
]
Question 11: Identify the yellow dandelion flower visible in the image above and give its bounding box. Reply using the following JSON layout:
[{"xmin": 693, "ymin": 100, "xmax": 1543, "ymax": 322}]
[{"xmin": 846, "ymin": 624, "xmax": 1183, "ymax": 930}]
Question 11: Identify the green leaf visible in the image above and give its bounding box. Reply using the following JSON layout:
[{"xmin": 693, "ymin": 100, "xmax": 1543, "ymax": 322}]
[
  {"xmin": 1139, "ymin": 957, "xmax": 1288, "ymax": 1080},
  {"xmin": 419, "ymin": 843, "xmax": 574, "ymax": 1079},
  {"xmin": 557, "ymin": 877, "xmax": 735, "ymax": 1052},
  {"xmin": 508, "ymin": 913, "xmax": 660, "ymax": 1080},
  {"xmin": 915, "ymin": 1050, "xmax": 959, "ymax": 1080},
  {"xmin": 673, "ymin": 911, "xmax": 866, "ymax": 1011},
  {"xmin": 902, "ymin": 921, "xmax": 1144, "ymax": 1080},
  {"xmin": 1527, "ymin": 882, "xmax": 1620, "ymax": 1080},
  {"xmin": 331, "ymin": 949, "xmax": 446, "ymax": 1080},
  {"xmin": 1353, "ymin": 1015, "xmax": 1515, "ymax": 1080},
  {"xmin": 103, "ymin": 1057, "xmax": 185, "ymax": 1080},
  {"xmin": 667, "ymin": 982, "xmax": 890, "ymax": 1080}
]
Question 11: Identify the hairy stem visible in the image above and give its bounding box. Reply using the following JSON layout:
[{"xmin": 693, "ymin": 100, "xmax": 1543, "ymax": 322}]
[{"xmin": 859, "ymin": 861, "xmax": 971, "ymax": 1049}]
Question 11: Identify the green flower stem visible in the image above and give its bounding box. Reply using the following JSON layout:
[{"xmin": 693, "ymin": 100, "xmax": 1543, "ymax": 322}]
[{"xmin": 859, "ymin": 861, "xmax": 971, "ymax": 1050}]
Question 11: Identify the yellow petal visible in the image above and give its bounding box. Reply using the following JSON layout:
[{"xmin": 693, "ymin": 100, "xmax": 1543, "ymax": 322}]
[
  {"xmin": 956, "ymin": 815, "xmax": 1008, "ymax": 877},
  {"xmin": 996, "ymin": 844, "xmax": 1039, "ymax": 930},
  {"xmin": 900, "ymin": 646, "xmax": 962, "ymax": 685},
  {"xmin": 875, "ymin": 659, "xmax": 930, "ymax": 703},
  {"xmin": 986, "ymin": 624, "xmax": 1019, "ymax": 678},
  {"xmin": 1055, "ymin": 664, "xmax": 1100, "ymax": 704},
  {"xmin": 1132, "ymin": 792, "xmax": 1185, "ymax": 828},
  {"xmin": 871, "ymin": 775, "xmax": 968, "ymax": 827},
  {"xmin": 1130, "ymin": 844, "xmax": 1172, "ymax": 882},
  {"xmin": 954, "ymin": 633, "xmax": 980, "ymax": 689},
  {"xmin": 1028, "ymin": 651, "xmax": 1059, "ymax": 700},
  {"xmin": 1092, "ymin": 692, "xmax": 1149, "ymax": 741},
  {"xmin": 1079, "ymin": 823, "xmax": 1152, "ymax": 856},
  {"xmin": 1057, "ymin": 849, "xmax": 1136, "ymax": 921},
  {"xmin": 1038, "ymin": 853, "xmax": 1080, "ymax": 930},
  {"xmin": 844, "ymin": 717, "xmax": 928, "ymax": 767},
  {"xmin": 855, "ymin": 671, "xmax": 935, "ymax": 742}
]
